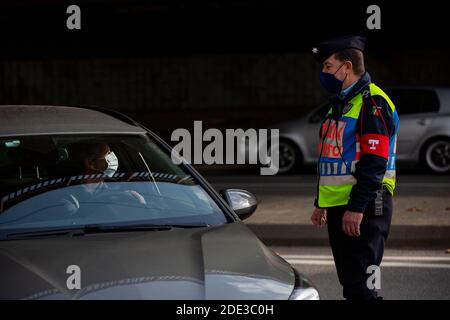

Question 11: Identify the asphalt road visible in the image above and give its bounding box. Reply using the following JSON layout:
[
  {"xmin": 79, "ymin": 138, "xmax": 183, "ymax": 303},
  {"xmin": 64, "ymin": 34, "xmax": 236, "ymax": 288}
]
[
  {"xmin": 271, "ymin": 245, "xmax": 450, "ymax": 300},
  {"xmin": 201, "ymin": 169, "xmax": 450, "ymax": 299}
]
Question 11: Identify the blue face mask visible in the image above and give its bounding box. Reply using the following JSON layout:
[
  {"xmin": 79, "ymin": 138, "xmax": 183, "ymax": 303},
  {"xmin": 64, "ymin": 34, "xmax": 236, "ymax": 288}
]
[{"xmin": 319, "ymin": 63, "xmax": 347, "ymax": 94}]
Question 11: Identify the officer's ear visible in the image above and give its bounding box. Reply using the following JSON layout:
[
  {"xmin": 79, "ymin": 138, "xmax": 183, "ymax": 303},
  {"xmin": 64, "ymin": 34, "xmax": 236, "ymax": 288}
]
[{"xmin": 343, "ymin": 60, "xmax": 353, "ymax": 75}]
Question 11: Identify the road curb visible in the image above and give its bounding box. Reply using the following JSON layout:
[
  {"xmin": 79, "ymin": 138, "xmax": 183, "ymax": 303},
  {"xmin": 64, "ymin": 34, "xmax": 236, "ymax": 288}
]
[{"xmin": 247, "ymin": 224, "xmax": 450, "ymax": 249}]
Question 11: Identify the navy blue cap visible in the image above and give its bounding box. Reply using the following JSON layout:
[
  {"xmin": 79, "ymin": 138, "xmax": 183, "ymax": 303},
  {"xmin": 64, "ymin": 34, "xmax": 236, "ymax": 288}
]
[{"xmin": 312, "ymin": 35, "xmax": 366, "ymax": 63}]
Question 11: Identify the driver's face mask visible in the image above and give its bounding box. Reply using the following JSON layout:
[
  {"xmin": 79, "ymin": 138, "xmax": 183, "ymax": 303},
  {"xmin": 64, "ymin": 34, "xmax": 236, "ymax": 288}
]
[{"xmin": 103, "ymin": 151, "xmax": 119, "ymax": 177}]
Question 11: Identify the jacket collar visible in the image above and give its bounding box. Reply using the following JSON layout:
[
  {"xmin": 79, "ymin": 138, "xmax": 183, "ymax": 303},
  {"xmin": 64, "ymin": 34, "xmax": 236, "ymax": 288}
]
[{"xmin": 329, "ymin": 72, "xmax": 372, "ymax": 106}]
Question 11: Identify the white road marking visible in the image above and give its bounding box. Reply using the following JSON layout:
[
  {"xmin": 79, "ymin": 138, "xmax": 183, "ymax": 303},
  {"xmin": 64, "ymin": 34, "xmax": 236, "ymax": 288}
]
[
  {"xmin": 285, "ymin": 259, "xmax": 450, "ymax": 269},
  {"xmin": 280, "ymin": 254, "xmax": 450, "ymax": 261},
  {"xmin": 285, "ymin": 259, "xmax": 335, "ymax": 266},
  {"xmin": 281, "ymin": 254, "xmax": 450, "ymax": 269},
  {"xmin": 378, "ymin": 262, "xmax": 450, "ymax": 269}
]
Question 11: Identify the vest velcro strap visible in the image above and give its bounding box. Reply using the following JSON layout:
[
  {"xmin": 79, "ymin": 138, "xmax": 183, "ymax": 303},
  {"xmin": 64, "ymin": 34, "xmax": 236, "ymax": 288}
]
[
  {"xmin": 319, "ymin": 175, "xmax": 356, "ymax": 186},
  {"xmin": 384, "ymin": 169, "xmax": 396, "ymax": 179}
]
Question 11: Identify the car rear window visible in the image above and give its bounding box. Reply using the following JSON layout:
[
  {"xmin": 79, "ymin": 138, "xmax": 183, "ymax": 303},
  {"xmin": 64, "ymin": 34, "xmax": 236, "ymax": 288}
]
[{"xmin": 384, "ymin": 88, "xmax": 440, "ymax": 115}]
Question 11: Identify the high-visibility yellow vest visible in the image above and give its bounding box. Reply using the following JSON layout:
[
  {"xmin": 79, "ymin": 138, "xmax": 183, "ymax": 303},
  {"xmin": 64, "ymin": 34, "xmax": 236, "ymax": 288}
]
[{"xmin": 317, "ymin": 83, "xmax": 399, "ymax": 208}]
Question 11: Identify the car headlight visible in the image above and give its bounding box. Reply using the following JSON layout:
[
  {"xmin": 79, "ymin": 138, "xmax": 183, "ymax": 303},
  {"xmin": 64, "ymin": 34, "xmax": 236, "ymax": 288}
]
[{"xmin": 289, "ymin": 269, "xmax": 320, "ymax": 300}]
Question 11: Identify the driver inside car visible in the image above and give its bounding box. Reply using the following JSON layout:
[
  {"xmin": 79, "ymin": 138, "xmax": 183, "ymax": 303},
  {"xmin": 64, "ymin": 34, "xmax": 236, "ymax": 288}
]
[{"xmin": 60, "ymin": 142, "xmax": 146, "ymax": 216}]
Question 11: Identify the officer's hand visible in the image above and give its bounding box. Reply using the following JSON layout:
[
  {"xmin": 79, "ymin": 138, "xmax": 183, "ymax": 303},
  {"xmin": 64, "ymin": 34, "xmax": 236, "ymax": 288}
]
[
  {"xmin": 342, "ymin": 210, "xmax": 363, "ymax": 237},
  {"xmin": 311, "ymin": 208, "xmax": 327, "ymax": 227}
]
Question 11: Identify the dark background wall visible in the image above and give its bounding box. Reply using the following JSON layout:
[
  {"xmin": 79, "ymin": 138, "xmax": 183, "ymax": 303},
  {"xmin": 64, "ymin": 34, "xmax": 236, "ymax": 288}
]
[{"xmin": 1, "ymin": 1, "xmax": 449, "ymax": 140}]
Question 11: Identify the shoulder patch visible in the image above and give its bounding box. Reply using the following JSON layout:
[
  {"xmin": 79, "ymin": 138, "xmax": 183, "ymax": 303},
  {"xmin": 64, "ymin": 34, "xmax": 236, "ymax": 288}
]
[{"xmin": 371, "ymin": 105, "xmax": 382, "ymax": 116}]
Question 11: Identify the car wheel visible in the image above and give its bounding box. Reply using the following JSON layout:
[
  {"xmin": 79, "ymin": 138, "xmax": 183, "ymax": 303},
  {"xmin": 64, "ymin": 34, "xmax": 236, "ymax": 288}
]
[
  {"xmin": 277, "ymin": 140, "xmax": 302, "ymax": 174},
  {"xmin": 424, "ymin": 139, "xmax": 450, "ymax": 173}
]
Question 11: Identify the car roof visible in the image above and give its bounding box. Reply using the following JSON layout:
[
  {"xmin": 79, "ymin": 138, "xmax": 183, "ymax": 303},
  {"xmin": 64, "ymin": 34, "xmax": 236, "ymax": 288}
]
[
  {"xmin": 384, "ymin": 85, "xmax": 450, "ymax": 91},
  {"xmin": 0, "ymin": 105, "xmax": 147, "ymax": 137},
  {"xmin": 381, "ymin": 86, "xmax": 450, "ymax": 113}
]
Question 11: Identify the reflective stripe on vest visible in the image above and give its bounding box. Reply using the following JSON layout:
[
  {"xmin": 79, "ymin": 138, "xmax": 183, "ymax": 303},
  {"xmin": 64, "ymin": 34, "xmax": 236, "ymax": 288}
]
[{"xmin": 317, "ymin": 83, "xmax": 399, "ymax": 208}]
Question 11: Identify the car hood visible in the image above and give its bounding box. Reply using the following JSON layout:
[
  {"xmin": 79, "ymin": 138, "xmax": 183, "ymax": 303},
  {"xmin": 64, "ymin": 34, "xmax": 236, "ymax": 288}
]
[{"xmin": 0, "ymin": 222, "xmax": 295, "ymax": 299}]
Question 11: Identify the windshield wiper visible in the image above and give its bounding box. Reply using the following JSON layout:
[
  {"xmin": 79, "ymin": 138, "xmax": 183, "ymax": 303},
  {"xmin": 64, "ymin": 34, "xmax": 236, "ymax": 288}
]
[
  {"xmin": 2, "ymin": 223, "xmax": 210, "ymax": 240},
  {"xmin": 83, "ymin": 222, "xmax": 210, "ymax": 232}
]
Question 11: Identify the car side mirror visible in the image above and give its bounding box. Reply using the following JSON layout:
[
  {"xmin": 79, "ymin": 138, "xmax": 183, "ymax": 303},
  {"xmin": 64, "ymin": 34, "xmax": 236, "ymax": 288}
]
[{"xmin": 220, "ymin": 189, "xmax": 258, "ymax": 221}]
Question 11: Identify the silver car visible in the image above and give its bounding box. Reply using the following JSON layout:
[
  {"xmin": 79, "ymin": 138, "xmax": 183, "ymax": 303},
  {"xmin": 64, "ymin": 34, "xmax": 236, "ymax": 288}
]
[
  {"xmin": 0, "ymin": 105, "xmax": 319, "ymax": 300},
  {"xmin": 270, "ymin": 86, "xmax": 450, "ymax": 174}
]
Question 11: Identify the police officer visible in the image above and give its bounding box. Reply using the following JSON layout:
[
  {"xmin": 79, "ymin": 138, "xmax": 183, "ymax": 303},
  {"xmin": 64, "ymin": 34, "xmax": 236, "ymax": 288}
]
[{"xmin": 309, "ymin": 35, "xmax": 400, "ymax": 300}]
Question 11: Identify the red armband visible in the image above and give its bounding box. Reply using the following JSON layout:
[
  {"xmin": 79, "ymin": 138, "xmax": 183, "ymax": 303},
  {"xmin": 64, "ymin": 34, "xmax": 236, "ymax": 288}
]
[{"xmin": 360, "ymin": 133, "xmax": 389, "ymax": 159}]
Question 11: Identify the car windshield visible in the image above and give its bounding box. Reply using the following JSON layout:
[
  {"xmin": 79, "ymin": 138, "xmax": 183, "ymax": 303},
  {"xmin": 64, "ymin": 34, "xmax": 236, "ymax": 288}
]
[{"xmin": 0, "ymin": 134, "xmax": 228, "ymax": 239}]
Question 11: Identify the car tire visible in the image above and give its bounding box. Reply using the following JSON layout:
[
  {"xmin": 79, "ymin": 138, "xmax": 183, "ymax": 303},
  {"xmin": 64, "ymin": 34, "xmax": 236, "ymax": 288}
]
[
  {"xmin": 277, "ymin": 139, "xmax": 303, "ymax": 174},
  {"xmin": 423, "ymin": 138, "xmax": 450, "ymax": 173}
]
